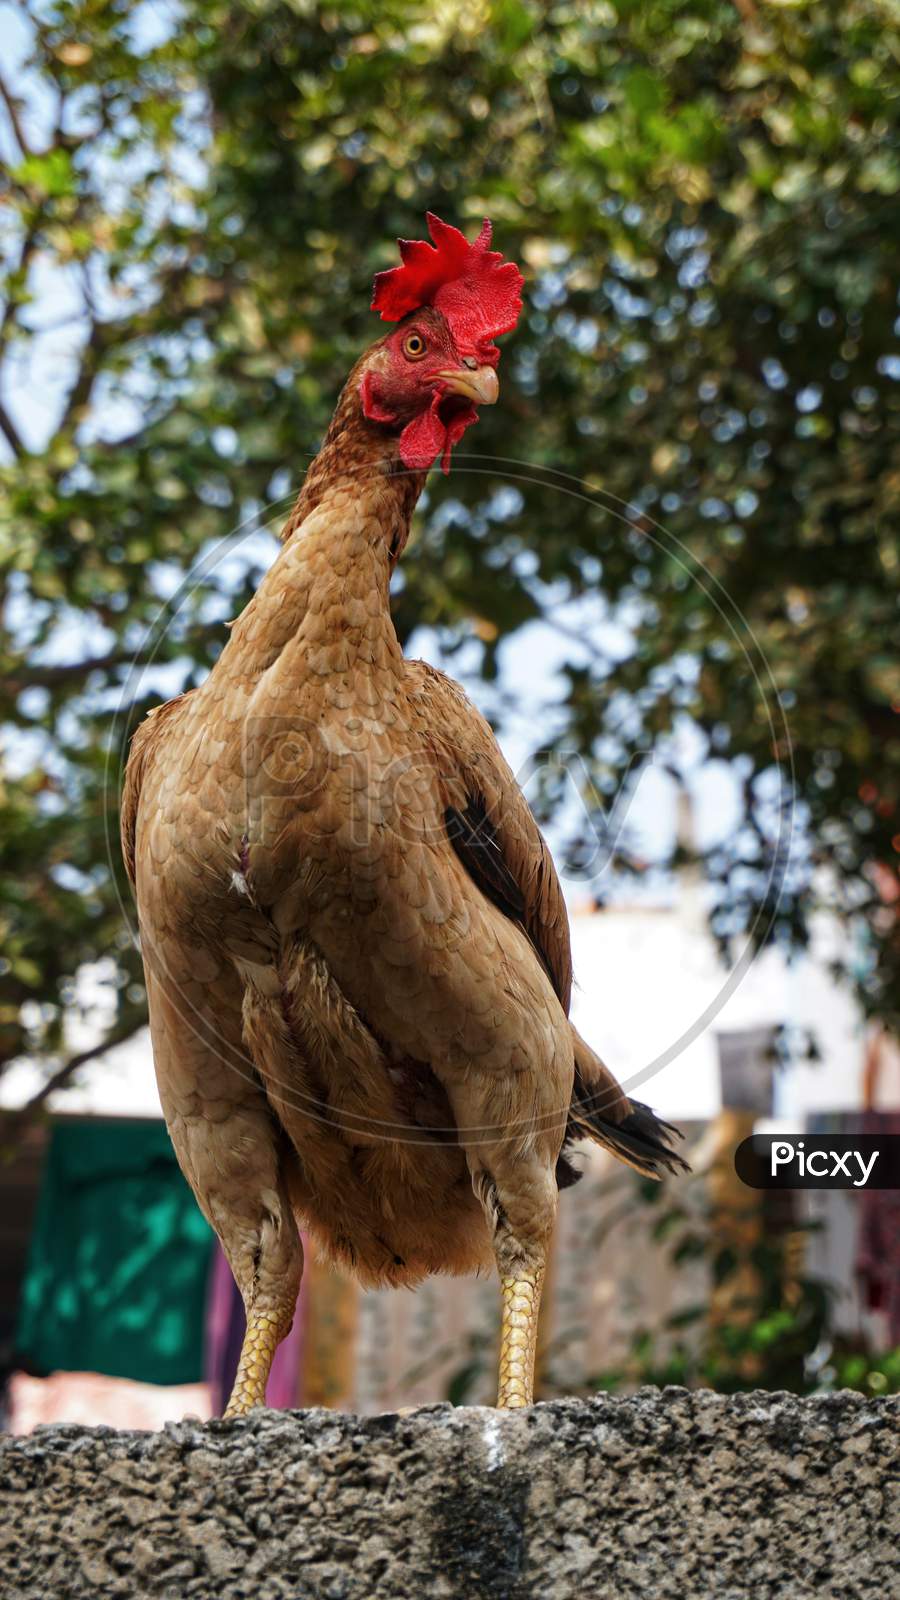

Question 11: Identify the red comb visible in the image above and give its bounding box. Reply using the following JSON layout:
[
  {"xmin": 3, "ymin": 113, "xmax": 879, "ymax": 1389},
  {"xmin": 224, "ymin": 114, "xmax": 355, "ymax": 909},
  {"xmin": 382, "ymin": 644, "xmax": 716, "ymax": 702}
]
[{"xmin": 371, "ymin": 212, "xmax": 524, "ymax": 355}]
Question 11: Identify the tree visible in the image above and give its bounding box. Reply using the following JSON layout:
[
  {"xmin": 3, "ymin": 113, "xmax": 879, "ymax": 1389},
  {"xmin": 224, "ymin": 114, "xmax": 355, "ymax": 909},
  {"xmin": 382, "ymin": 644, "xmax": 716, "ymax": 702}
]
[{"xmin": 1, "ymin": 0, "xmax": 897, "ymax": 1117}]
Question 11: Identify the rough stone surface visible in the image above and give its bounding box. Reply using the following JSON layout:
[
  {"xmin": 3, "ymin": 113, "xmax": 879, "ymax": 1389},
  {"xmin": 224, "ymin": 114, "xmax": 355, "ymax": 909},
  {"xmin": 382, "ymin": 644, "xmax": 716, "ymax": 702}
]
[{"xmin": 1, "ymin": 1389, "xmax": 897, "ymax": 1599}]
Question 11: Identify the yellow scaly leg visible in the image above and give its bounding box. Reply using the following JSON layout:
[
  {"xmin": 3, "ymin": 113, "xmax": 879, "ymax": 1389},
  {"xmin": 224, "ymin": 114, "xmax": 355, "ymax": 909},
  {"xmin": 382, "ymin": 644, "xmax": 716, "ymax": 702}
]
[
  {"xmin": 497, "ymin": 1266, "xmax": 545, "ymax": 1408},
  {"xmin": 223, "ymin": 1306, "xmax": 293, "ymax": 1419}
]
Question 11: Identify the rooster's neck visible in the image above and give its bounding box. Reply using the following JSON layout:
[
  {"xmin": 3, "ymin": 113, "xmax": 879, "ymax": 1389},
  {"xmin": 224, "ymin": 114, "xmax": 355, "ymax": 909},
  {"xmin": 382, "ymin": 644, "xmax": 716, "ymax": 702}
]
[
  {"xmin": 284, "ymin": 362, "xmax": 427, "ymax": 539},
  {"xmin": 222, "ymin": 370, "xmax": 425, "ymax": 683}
]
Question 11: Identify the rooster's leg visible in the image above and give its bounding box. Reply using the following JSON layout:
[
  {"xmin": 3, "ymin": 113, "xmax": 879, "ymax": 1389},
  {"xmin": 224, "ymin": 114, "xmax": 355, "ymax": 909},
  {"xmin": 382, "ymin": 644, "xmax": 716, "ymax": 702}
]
[
  {"xmin": 143, "ymin": 942, "xmax": 303, "ymax": 1419},
  {"xmin": 223, "ymin": 1300, "xmax": 297, "ymax": 1418},
  {"xmin": 497, "ymin": 1261, "xmax": 546, "ymax": 1408},
  {"xmin": 471, "ymin": 1157, "xmax": 556, "ymax": 1409},
  {"xmin": 216, "ymin": 1163, "xmax": 303, "ymax": 1417}
]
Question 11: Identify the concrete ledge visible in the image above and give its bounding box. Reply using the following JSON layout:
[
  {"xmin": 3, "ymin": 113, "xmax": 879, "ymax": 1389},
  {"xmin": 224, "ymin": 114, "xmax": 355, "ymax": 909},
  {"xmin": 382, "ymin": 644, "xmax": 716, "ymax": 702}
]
[{"xmin": 1, "ymin": 1388, "xmax": 898, "ymax": 1599}]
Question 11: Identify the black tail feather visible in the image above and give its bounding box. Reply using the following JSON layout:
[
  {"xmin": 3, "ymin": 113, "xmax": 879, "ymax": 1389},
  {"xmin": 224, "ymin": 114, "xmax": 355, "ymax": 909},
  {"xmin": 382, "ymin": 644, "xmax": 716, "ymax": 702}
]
[{"xmin": 566, "ymin": 1088, "xmax": 690, "ymax": 1182}]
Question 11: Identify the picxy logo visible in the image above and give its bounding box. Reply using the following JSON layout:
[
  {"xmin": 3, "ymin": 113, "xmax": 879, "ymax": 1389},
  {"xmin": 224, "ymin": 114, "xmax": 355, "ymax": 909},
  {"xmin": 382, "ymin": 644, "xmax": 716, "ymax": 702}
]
[
  {"xmin": 735, "ymin": 1134, "xmax": 900, "ymax": 1190},
  {"xmin": 770, "ymin": 1140, "xmax": 878, "ymax": 1187}
]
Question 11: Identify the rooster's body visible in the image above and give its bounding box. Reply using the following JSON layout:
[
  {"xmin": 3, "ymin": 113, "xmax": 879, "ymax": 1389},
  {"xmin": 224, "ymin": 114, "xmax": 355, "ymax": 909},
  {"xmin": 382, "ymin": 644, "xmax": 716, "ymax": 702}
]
[{"xmin": 123, "ymin": 216, "xmax": 685, "ymax": 1413}]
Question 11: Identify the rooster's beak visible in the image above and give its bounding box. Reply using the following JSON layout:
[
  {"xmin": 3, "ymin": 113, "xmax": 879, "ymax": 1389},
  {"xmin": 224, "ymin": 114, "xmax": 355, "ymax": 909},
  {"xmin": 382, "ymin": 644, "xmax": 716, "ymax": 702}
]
[{"xmin": 436, "ymin": 366, "xmax": 499, "ymax": 406}]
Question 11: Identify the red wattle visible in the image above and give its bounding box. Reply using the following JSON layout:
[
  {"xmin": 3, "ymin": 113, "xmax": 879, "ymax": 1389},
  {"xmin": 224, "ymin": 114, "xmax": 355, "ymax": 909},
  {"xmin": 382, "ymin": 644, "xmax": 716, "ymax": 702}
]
[
  {"xmin": 398, "ymin": 393, "xmax": 479, "ymax": 474},
  {"xmin": 398, "ymin": 401, "xmax": 447, "ymax": 472},
  {"xmin": 440, "ymin": 401, "xmax": 478, "ymax": 474}
]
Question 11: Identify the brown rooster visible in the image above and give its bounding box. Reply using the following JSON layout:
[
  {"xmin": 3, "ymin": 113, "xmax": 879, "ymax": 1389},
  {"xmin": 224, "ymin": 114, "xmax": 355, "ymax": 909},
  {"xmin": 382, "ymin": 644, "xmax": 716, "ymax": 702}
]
[{"xmin": 122, "ymin": 213, "xmax": 686, "ymax": 1415}]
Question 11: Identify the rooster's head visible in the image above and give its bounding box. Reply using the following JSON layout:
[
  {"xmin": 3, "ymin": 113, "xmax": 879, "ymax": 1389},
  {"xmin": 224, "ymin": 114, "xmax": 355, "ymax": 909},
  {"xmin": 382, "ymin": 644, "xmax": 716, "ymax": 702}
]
[{"xmin": 359, "ymin": 212, "xmax": 523, "ymax": 475}]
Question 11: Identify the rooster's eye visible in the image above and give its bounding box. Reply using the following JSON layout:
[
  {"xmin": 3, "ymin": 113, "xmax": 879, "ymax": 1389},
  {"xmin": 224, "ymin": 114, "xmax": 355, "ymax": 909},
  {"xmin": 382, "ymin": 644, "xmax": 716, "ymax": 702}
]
[{"xmin": 402, "ymin": 332, "xmax": 427, "ymax": 360}]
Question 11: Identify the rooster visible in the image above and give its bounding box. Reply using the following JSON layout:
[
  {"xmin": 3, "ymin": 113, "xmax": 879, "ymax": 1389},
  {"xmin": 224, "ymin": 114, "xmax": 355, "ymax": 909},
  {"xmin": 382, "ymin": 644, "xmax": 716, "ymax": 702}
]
[{"xmin": 122, "ymin": 213, "xmax": 686, "ymax": 1415}]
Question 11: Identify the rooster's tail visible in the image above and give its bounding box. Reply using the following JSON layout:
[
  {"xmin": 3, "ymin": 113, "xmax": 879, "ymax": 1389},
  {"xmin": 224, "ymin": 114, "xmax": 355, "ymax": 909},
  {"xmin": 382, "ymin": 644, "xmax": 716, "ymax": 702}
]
[{"xmin": 557, "ymin": 1027, "xmax": 690, "ymax": 1186}]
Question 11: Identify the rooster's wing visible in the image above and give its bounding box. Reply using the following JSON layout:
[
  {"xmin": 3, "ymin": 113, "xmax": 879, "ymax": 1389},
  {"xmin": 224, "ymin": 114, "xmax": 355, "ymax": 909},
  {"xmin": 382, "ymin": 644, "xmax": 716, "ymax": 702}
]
[
  {"xmin": 408, "ymin": 660, "xmax": 572, "ymax": 1011},
  {"xmin": 407, "ymin": 659, "xmax": 690, "ymax": 1174}
]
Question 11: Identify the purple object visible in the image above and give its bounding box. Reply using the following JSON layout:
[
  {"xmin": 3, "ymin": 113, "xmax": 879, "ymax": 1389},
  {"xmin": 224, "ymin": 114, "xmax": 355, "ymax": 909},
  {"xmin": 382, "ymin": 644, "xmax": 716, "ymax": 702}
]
[{"xmin": 204, "ymin": 1241, "xmax": 307, "ymax": 1414}]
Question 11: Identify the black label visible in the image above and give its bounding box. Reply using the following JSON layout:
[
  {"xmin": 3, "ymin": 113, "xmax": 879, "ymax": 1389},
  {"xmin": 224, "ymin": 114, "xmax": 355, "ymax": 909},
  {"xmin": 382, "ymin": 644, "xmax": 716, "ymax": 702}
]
[{"xmin": 735, "ymin": 1134, "xmax": 900, "ymax": 1190}]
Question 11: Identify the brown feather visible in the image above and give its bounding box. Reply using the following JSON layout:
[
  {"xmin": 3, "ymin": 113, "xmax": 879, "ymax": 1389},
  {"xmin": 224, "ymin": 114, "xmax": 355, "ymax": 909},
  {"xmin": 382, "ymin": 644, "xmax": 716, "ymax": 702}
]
[{"xmin": 122, "ymin": 328, "xmax": 683, "ymax": 1321}]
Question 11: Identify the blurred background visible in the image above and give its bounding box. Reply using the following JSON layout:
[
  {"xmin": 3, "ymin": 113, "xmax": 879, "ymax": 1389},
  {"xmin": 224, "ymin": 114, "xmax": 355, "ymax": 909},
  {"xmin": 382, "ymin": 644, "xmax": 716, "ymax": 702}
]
[{"xmin": 1, "ymin": 0, "xmax": 898, "ymax": 1429}]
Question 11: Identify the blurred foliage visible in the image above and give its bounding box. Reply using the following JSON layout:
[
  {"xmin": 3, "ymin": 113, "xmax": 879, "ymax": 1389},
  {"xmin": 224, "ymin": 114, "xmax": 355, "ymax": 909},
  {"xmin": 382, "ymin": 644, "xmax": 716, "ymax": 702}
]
[
  {"xmin": 580, "ymin": 1172, "xmax": 832, "ymax": 1394},
  {"xmin": 0, "ymin": 0, "xmax": 898, "ymax": 1100},
  {"xmin": 826, "ymin": 1342, "xmax": 900, "ymax": 1396},
  {"xmin": 575, "ymin": 1172, "xmax": 900, "ymax": 1397}
]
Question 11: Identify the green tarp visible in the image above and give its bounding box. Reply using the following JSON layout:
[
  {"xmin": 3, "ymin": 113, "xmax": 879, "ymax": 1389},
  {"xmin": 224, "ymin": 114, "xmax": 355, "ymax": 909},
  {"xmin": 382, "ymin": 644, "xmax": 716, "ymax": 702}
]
[{"xmin": 16, "ymin": 1120, "xmax": 214, "ymax": 1386}]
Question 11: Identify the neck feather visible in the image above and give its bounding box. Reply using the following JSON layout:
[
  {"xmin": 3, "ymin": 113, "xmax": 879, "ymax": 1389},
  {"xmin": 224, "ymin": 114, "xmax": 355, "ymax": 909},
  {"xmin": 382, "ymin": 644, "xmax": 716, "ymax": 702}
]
[
  {"xmin": 221, "ymin": 356, "xmax": 425, "ymax": 682},
  {"xmin": 282, "ymin": 355, "xmax": 427, "ymax": 540}
]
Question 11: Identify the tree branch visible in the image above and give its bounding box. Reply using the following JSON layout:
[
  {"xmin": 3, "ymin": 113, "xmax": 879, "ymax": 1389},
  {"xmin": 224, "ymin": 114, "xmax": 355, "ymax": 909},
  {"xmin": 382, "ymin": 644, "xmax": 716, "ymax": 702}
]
[
  {"xmin": 18, "ymin": 649, "xmax": 170, "ymax": 691},
  {"xmin": 14, "ymin": 1015, "xmax": 146, "ymax": 1119},
  {"xmin": 0, "ymin": 68, "xmax": 32, "ymax": 158},
  {"xmin": 4, "ymin": 624, "xmax": 222, "ymax": 697},
  {"xmin": 0, "ymin": 397, "xmax": 24, "ymax": 457},
  {"xmin": 17, "ymin": 649, "xmax": 148, "ymax": 689},
  {"xmin": 53, "ymin": 270, "xmax": 230, "ymax": 444},
  {"xmin": 54, "ymin": 314, "xmax": 107, "ymax": 437},
  {"xmin": 0, "ymin": 222, "xmax": 41, "ymax": 378}
]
